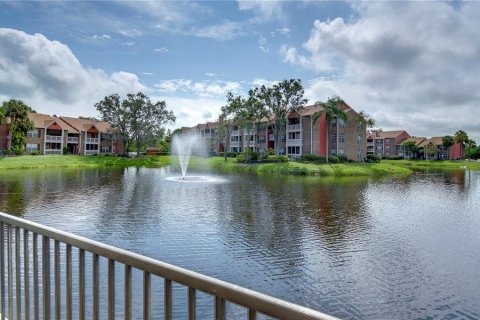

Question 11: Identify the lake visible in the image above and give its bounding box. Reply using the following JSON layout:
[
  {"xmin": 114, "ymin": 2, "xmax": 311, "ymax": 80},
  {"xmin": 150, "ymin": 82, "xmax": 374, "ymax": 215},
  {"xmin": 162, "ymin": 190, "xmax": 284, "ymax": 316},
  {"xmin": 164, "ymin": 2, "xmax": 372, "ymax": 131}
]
[{"xmin": 0, "ymin": 167, "xmax": 479, "ymax": 319}]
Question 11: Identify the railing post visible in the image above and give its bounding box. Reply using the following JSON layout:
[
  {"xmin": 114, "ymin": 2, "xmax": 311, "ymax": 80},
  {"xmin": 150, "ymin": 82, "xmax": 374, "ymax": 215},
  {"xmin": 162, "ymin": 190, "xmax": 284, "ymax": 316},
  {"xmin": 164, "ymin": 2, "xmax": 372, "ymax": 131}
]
[
  {"xmin": 7, "ymin": 225, "xmax": 12, "ymax": 320},
  {"xmin": 108, "ymin": 259, "xmax": 115, "ymax": 320},
  {"xmin": 143, "ymin": 271, "xmax": 150, "ymax": 320},
  {"xmin": 15, "ymin": 227, "xmax": 21, "ymax": 320},
  {"xmin": 125, "ymin": 265, "xmax": 132, "ymax": 320},
  {"xmin": 24, "ymin": 230, "xmax": 30, "ymax": 320},
  {"xmin": 188, "ymin": 287, "xmax": 196, "ymax": 320},
  {"xmin": 0, "ymin": 222, "xmax": 4, "ymax": 320},
  {"xmin": 66, "ymin": 244, "xmax": 72, "ymax": 320},
  {"xmin": 79, "ymin": 249, "xmax": 85, "ymax": 320},
  {"xmin": 215, "ymin": 296, "xmax": 226, "ymax": 320},
  {"xmin": 33, "ymin": 233, "xmax": 39, "ymax": 320},
  {"xmin": 164, "ymin": 279, "xmax": 172, "ymax": 320},
  {"xmin": 93, "ymin": 253, "xmax": 99, "ymax": 320},
  {"xmin": 54, "ymin": 240, "xmax": 60, "ymax": 320},
  {"xmin": 42, "ymin": 236, "xmax": 51, "ymax": 320}
]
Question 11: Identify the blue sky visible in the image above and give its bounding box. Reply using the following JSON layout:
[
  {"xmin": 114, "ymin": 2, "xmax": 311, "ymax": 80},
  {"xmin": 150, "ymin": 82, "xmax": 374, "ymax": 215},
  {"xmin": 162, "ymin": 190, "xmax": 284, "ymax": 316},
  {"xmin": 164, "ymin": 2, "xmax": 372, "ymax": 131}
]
[{"xmin": 1, "ymin": 1, "xmax": 479, "ymax": 141}]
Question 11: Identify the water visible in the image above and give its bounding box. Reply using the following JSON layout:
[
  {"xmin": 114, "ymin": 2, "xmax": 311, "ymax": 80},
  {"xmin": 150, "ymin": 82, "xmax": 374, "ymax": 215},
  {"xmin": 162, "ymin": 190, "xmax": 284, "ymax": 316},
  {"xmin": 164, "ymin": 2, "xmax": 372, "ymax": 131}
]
[
  {"xmin": 171, "ymin": 134, "xmax": 203, "ymax": 178},
  {"xmin": 0, "ymin": 167, "xmax": 479, "ymax": 319}
]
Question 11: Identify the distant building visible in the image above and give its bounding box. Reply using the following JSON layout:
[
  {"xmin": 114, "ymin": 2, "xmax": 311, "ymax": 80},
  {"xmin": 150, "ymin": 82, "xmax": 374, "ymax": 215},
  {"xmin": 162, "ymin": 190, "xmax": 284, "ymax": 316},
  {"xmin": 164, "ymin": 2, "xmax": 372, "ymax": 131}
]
[
  {"xmin": 0, "ymin": 113, "xmax": 123, "ymax": 155},
  {"xmin": 366, "ymin": 130, "xmax": 411, "ymax": 157},
  {"xmin": 181, "ymin": 100, "xmax": 367, "ymax": 161}
]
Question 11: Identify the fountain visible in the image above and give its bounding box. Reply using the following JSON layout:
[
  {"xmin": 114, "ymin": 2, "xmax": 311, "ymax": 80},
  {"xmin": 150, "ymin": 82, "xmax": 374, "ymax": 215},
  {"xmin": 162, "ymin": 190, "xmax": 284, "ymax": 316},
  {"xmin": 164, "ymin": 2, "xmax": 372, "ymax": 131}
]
[
  {"xmin": 171, "ymin": 133, "xmax": 199, "ymax": 179},
  {"xmin": 169, "ymin": 133, "xmax": 227, "ymax": 183}
]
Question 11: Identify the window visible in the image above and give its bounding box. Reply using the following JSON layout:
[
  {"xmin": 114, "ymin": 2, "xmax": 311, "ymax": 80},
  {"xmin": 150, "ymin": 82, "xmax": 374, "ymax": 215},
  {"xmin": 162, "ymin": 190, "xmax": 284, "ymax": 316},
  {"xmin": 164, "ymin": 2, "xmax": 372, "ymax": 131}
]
[
  {"xmin": 27, "ymin": 130, "xmax": 40, "ymax": 138},
  {"xmin": 339, "ymin": 149, "xmax": 345, "ymax": 155},
  {"xmin": 385, "ymin": 139, "xmax": 390, "ymax": 145},
  {"xmin": 331, "ymin": 148, "xmax": 336, "ymax": 155},
  {"xmin": 287, "ymin": 146, "xmax": 301, "ymax": 155},
  {"xmin": 386, "ymin": 146, "xmax": 390, "ymax": 151},
  {"xmin": 357, "ymin": 135, "xmax": 362, "ymax": 144},
  {"xmin": 86, "ymin": 144, "xmax": 98, "ymax": 151},
  {"xmin": 258, "ymin": 136, "xmax": 266, "ymax": 143},
  {"xmin": 339, "ymin": 134, "xmax": 345, "ymax": 143},
  {"xmin": 101, "ymin": 146, "xmax": 110, "ymax": 153},
  {"xmin": 331, "ymin": 134, "xmax": 336, "ymax": 143},
  {"xmin": 26, "ymin": 144, "xmax": 39, "ymax": 153},
  {"xmin": 280, "ymin": 136, "xmax": 286, "ymax": 142},
  {"xmin": 338, "ymin": 119, "xmax": 345, "ymax": 128}
]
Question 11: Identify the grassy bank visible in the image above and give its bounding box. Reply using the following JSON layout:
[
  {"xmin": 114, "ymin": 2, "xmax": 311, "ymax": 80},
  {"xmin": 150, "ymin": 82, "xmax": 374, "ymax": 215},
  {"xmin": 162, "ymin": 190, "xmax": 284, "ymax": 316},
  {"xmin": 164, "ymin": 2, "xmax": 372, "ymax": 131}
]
[
  {"xmin": 0, "ymin": 155, "xmax": 170, "ymax": 169},
  {"xmin": 382, "ymin": 159, "xmax": 480, "ymax": 171},
  {"xmin": 186, "ymin": 157, "xmax": 412, "ymax": 177}
]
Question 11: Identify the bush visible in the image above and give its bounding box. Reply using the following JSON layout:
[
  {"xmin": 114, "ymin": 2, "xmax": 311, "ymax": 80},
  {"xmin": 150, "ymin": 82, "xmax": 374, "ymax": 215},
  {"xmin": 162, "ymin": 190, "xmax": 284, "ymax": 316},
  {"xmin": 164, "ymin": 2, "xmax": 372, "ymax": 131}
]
[
  {"xmin": 386, "ymin": 155, "xmax": 403, "ymax": 160},
  {"xmin": 218, "ymin": 152, "xmax": 224, "ymax": 158},
  {"xmin": 366, "ymin": 155, "xmax": 381, "ymax": 163},
  {"xmin": 12, "ymin": 147, "xmax": 25, "ymax": 156},
  {"xmin": 236, "ymin": 153, "xmax": 247, "ymax": 163},
  {"xmin": 337, "ymin": 155, "xmax": 349, "ymax": 163},
  {"xmin": 249, "ymin": 151, "xmax": 259, "ymax": 161},
  {"xmin": 63, "ymin": 147, "xmax": 69, "ymax": 155},
  {"xmin": 328, "ymin": 155, "xmax": 339, "ymax": 163},
  {"xmin": 267, "ymin": 155, "xmax": 289, "ymax": 162},
  {"xmin": 227, "ymin": 152, "xmax": 237, "ymax": 158},
  {"xmin": 2, "ymin": 150, "xmax": 11, "ymax": 156},
  {"xmin": 266, "ymin": 148, "xmax": 275, "ymax": 156},
  {"xmin": 300, "ymin": 154, "xmax": 326, "ymax": 163},
  {"xmin": 30, "ymin": 151, "xmax": 41, "ymax": 156}
]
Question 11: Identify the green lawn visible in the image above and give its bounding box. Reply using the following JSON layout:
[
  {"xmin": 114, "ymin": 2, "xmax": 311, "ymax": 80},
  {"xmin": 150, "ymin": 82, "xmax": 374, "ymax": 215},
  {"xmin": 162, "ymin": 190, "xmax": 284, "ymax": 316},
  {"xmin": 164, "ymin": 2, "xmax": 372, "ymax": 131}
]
[
  {"xmin": 3, "ymin": 155, "xmax": 476, "ymax": 177},
  {"xmin": 382, "ymin": 159, "xmax": 480, "ymax": 171},
  {"xmin": 0, "ymin": 155, "xmax": 170, "ymax": 169}
]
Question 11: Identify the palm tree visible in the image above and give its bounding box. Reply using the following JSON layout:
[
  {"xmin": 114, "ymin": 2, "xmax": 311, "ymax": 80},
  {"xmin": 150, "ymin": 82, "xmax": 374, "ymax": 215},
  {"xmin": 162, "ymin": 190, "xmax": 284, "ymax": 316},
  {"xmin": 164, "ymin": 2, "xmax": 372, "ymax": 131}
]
[
  {"xmin": 442, "ymin": 135, "xmax": 454, "ymax": 160},
  {"xmin": 454, "ymin": 130, "xmax": 469, "ymax": 159},
  {"xmin": 312, "ymin": 96, "xmax": 347, "ymax": 163},
  {"xmin": 357, "ymin": 110, "xmax": 375, "ymax": 163},
  {"xmin": 1, "ymin": 99, "xmax": 34, "ymax": 154}
]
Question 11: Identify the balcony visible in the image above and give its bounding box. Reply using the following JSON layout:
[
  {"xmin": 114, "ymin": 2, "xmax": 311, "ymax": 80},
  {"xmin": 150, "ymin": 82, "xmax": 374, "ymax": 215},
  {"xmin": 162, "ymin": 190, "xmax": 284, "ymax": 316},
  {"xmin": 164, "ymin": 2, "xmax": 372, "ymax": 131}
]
[
  {"xmin": 67, "ymin": 136, "xmax": 79, "ymax": 143},
  {"xmin": 230, "ymin": 141, "xmax": 240, "ymax": 147},
  {"xmin": 231, "ymin": 130, "xmax": 240, "ymax": 136},
  {"xmin": 204, "ymin": 133, "xmax": 212, "ymax": 139},
  {"xmin": 243, "ymin": 129, "xmax": 255, "ymax": 136},
  {"xmin": 85, "ymin": 149, "xmax": 99, "ymax": 155},
  {"xmin": 269, "ymin": 134, "xmax": 274, "ymax": 141},
  {"xmin": 286, "ymin": 139, "xmax": 302, "ymax": 146},
  {"xmin": 44, "ymin": 149, "xmax": 62, "ymax": 155},
  {"xmin": 287, "ymin": 124, "xmax": 301, "ymax": 132},
  {"xmin": 86, "ymin": 138, "xmax": 99, "ymax": 144},
  {"xmin": 45, "ymin": 135, "xmax": 62, "ymax": 142}
]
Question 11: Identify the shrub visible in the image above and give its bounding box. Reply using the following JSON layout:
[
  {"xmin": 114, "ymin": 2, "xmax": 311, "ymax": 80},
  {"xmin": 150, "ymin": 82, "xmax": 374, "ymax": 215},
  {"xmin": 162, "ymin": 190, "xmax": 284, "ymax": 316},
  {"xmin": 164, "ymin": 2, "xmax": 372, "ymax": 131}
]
[
  {"xmin": 300, "ymin": 154, "xmax": 326, "ymax": 163},
  {"xmin": 366, "ymin": 155, "xmax": 381, "ymax": 163},
  {"xmin": 266, "ymin": 148, "xmax": 275, "ymax": 156},
  {"xmin": 386, "ymin": 155, "xmax": 403, "ymax": 160},
  {"xmin": 227, "ymin": 152, "xmax": 237, "ymax": 158},
  {"xmin": 328, "ymin": 155, "xmax": 339, "ymax": 163},
  {"xmin": 63, "ymin": 147, "xmax": 69, "ymax": 155},
  {"xmin": 2, "ymin": 150, "xmax": 11, "ymax": 156},
  {"xmin": 267, "ymin": 155, "xmax": 289, "ymax": 162},
  {"xmin": 30, "ymin": 151, "xmax": 41, "ymax": 156},
  {"xmin": 12, "ymin": 147, "xmax": 25, "ymax": 156},
  {"xmin": 337, "ymin": 155, "xmax": 349, "ymax": 163},
  {"xmin": 236, "ymin": 153, "xmax": 247, "ymax": 163},
  {"xmin": 249, "ymin": 151, "xmax": 259, "ymax": 161},
  {"xmin": 218, "ymin": 152, "xmax": 224, "ymax": 158}
]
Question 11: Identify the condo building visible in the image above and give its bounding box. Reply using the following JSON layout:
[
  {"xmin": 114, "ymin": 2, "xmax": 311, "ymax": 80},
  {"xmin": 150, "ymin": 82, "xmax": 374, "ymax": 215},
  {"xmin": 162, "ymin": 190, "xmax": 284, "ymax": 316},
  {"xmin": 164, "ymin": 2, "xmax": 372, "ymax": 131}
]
[
  {"xmin": 0, "ymin": 113, "xmax": 124, "ymax": 155},
  {"xmin": 181, "ymin": 101, "xmax": 368, "ymax": 160}
]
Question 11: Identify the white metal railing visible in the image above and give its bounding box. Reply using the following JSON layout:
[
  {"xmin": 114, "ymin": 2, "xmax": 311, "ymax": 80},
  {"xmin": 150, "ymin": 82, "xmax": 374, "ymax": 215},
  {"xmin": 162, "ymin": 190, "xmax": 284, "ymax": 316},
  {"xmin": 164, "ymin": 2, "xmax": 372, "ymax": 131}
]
[
  {"xmin": 85, "ymin": 150, "xmax": 99, "ymax": 155},
  {"xmin": 67, "ymin": 136, "xmax": 79, "ymax": 143},
  {"xmin": 44, "ymin": 149, "xmax": 62, "ymax": 155},
  {"xmin": 0, "ymin": 212, "xmax": 338, "ymax": 320},
  {"xmin": 286, "ymin": 139, "xmax": 302, "ymax": 146},
  {"xmin": 86, "ymin": 138, "xmax": 99, "ymax": 144},
  {"xmin": 269, "ymin": 134, "xmax": 274, "ymax": 141},
  {"xmin": 45, "ymin": 135, "xmax": 62, "ymax": 142},
  {"xmin": 231, "ymin": 130, "xmax": 240, "ymax": 136},
  {"xmin": 204, "ymin": 133, "xmax": 212, "ymax": 139},
  {"xmin": 230, "ymin": 141, "xmax": 240, "ymax": 147},
  {"xmin": 287, "ymin": 124, "xmax": 301, "ymax": 131}
]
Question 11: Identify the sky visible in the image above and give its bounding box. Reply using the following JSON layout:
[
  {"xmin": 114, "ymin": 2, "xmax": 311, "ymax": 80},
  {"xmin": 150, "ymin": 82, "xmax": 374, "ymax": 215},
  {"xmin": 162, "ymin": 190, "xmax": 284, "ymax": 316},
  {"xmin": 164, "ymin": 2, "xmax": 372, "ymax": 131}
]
[{"xmin": 0, "ymin": 1, "xmax": 479, "ymax": 141}]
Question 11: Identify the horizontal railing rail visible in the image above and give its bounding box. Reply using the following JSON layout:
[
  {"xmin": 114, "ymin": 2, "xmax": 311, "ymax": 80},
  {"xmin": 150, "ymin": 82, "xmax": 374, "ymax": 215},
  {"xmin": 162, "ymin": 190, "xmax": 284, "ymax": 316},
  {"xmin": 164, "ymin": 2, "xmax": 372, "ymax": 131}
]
[{"xmin": 0, "ymin": 211, "xmax": 338, "ymax": 320}]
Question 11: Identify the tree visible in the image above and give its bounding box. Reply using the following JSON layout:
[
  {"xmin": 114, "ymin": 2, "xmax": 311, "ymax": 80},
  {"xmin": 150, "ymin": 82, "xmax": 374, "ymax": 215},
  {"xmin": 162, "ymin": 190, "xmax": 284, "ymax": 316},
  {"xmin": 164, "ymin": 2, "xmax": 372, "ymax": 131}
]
[
  {"xmin": 217, "ymin": 113, "xmax": 232, "ymax": 162},
  {"xmin": 312, "ymin": 96, "xmax": 347, "ymax": 163},
  {"xmin": 256, "ymin": 79, "xmax": 307, "ymax": 155},
  {"xmin": 357, "ymin": 110, "xmax": 375, "ymax": 163},
  {"xmin": 1, "ymin": 99, "xmax": 35, "ymax": 155},
  {"xmin": 442, "ymin": 135, "xmax": 454, "ymax": 159},
  {"xmin": 454, "ymin": 130, "xmax": 469, "ymax": 159},
  {"xmin": 402, "ymin": 140, "xmax": 419, "ymax": 159},
  {"xmin": 465, "ymin": 139, "xmax": 478, "ymax": 159},
  {"xmin": 95, "ymin": 92, "xmax": 175, "ymax": 157}
]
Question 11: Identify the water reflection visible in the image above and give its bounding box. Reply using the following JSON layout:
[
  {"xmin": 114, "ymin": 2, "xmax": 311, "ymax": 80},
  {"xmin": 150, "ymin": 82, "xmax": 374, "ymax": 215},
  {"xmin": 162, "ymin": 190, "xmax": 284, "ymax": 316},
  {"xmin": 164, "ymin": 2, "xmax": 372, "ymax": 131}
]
[{"xmin": 0, "ymin": 168, "xmax": 478, "ymax": 319}]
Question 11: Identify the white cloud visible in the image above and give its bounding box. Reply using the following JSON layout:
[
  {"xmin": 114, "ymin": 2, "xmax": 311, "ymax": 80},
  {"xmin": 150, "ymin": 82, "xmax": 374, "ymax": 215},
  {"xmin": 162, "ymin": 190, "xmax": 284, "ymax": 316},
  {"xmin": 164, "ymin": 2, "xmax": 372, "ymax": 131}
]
[
  {"xmin": 155, "ymin": 79, "xmax": 242, "ymax": 97},
  {"xmin": 154, "ymin": 47, "xmax": 168, "ymax": 53},
  {"xmin": 123, "ymin": 41, "xmax": 135, "ymax": 46},
  {"xmin": 0, "ymin": 28, "xmax": 146, "ymax": 117},
  {"xmin": 193, "ymin": 20, "xmax": 244, "ymax": 40},
  {"xmin": 92, "ymin": 34, "xmax": 111, "ymax": 40},
  {"xmin": 237, "ymin": 0, "xmax": 284, "ymax": 21},
  {"xmin": 251, "ymin": 78, "xmax": 279, "ymax": 88},
  {"xmin": 142, "ymin": 72, "xmax": 154, "ymax": 76},
  {"xmin": 281, "ymin": 2, "xmax": 480, "ymax": 141},
  {"xmin": 258, "ymin": 35, "xmax": 269, "ymax": 52},
  {"xmin": 205, "ymin": 72, "xmax": 216, "ymax": 77}
]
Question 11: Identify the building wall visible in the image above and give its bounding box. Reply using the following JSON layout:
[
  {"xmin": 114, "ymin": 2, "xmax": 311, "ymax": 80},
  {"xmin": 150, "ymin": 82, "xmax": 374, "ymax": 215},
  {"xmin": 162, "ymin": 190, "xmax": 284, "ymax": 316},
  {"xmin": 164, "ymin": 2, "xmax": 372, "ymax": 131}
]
[
  {"xmin": 0, "ymin": 124, "xmax": 9, "ymax": 151},
  {"xmin": 449, "ymin": 143, "xmax": 463, "ymax": 159}
]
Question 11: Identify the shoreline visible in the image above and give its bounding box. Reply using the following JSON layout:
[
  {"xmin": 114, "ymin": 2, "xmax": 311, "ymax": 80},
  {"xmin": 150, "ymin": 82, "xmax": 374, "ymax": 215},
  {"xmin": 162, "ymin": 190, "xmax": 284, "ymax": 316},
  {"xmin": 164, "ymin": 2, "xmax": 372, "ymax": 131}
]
[{"xmin": 1, "ymin": 155, "xmax": 478, "ymax": 177}]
